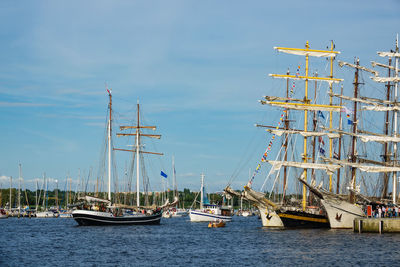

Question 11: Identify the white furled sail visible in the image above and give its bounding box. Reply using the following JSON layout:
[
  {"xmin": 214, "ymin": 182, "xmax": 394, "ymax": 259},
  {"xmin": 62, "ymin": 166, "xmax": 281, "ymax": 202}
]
[
  {"xmin": 338, "ymin": 60, "xmax": 379, "ymax": 76},
  {"xmin": 265, "ymin": 128, "xmax": 340, "ymax": 139},
  {"xmin": 362, "ymin": 105, "xmax": 400, "ymax": 112},
  {"xmin": 266, "ymin": 160, "xmax": 341, "ymax": 175},
  {"xmin": 269, "ymin": 74, "xmax": 342, "ymax": 85},
  {"xmin": 371, "ymin": 76, "xmax": 400, "ymax": 83},
  {"xmin": 322, "ymin": 127, "xmax": 400, "ymax": 143},
  {"xmin": 322, "ymin": 157, "xmax": 400, "ymax": 173},
  {"xmin": 274, "ymin": 47, "xmax": 340, "ymax": 58},
  {"xmin": 260, "ymin": 100, "xmax": 342, "ymax": 112},
  {"xmin": 377, "ymin": 52, "xmax": 400, "ymax": 58}
]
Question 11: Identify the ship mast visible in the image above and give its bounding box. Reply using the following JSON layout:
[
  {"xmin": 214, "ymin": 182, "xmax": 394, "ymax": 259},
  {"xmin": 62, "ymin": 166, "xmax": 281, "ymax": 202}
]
[
  {"xmin": 382, "ymin": 57, "xmax": 392, "ymax": 199},
  {"xmin": 115, "ymin": 101, "xmax": 163, "ymax": 208},
  {"xmin": 107, "ymin": 89, "xmax": 112, "ymax": 201},
  {"xmin": 268, "ymin": 42, "xmax": 342, "ymax": 211},
  {"xmin": 370, "ymin": 35, "xmax": 400, "ymax": 204}
]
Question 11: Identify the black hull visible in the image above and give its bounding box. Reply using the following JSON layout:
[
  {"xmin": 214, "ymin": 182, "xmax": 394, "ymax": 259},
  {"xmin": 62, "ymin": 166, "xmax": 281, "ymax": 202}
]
[
  {"xmin": 277, "ymin": 210, "xmax": 329, "ymax": 229},
  {"xmin": 72, "ymin": 211, "xmax": 162, "ymax": 226}
]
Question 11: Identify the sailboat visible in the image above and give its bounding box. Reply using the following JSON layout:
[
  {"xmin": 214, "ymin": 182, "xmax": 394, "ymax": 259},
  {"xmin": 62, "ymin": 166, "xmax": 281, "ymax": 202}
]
[
  {"xmin": 189, "ymin": 174, "xmax": 232, "ymax": 222},
  {"xmin": 300, "ymin": 38, "xmax": 400, "ymax": 228},
  {"xmin": 72, "ymin": 90, "xmax": 162, "ymax": 226},
  {"xmin": 36, "ymin": 173, "xmax": 60, "ymax": 218}
]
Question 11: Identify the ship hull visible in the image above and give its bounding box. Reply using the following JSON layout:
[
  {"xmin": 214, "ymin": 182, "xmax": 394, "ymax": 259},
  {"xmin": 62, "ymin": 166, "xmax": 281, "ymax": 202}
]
[
  {"xmin": 72, "ymin": 210, "xmax": 162, "ymax": 226},
  {"xmin": 257, "ymin": 205, "xmax": 283, "ymax": 227},
  {"xmin": 189, "ymin": 210, "xmax": 232, "ymax": 222},
  {"xmin": 321, "ymin": 198, "xmax": 365, "ymax": 229},
  {"xmin": 277, "ymin": 210, "xmax": 329, "ymax": 228}
]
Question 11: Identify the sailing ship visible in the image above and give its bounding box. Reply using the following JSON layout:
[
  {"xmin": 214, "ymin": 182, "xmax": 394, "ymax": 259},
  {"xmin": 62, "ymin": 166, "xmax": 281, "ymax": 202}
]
[
  {"xmin": 299, "ymin": 38, "xmax": 400, "ymax": 228},
  {"xmin": 190, "ymin": 174, "xmax": 232, "ymax": 222},
  {"xmin": 72, "ymin": 90, "xmax": 163, "ymax": 226},
  {"xmin": 227, "ymin": 42, "xmax": 346, "ymax": 228}
]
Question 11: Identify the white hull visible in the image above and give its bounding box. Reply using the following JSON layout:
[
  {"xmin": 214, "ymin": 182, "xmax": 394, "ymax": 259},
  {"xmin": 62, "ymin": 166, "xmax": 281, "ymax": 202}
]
[
  {"xmin": 257, "ymin": 205, "xmax": 283, "ymax": 227},
  {"xmin": 36, "ymin": 211, "xmax": 59, "ymax": 218},
  {"xmin": 0, "ymin": 214, "xmax": 8, "ymax": 219},
  {"xmin": 189, "ymin": 210, "xmax": 231, "ymax": 222},
  {"xmin": 321, "ymin": 197, "xmax": 365, "ymax": 229}
]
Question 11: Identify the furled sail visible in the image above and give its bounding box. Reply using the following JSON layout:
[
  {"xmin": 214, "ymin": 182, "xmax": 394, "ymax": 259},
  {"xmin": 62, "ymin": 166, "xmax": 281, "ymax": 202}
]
[
  {"xmin": 265, "ymin": 128, "xmax": 340, "ymax": 138},
  {"xmin": 329, "ymin": 92, "xmax": 395, "ymax": 105},
  {"xmin": 264, "ymin": 95, "xmax": 304, "ymax": 103},
  {"xmin": 260, "ymin": 100, "xmax": 342, "ymax": 112},
  {"xmin": 322, "ymin": 127, "xmax": 400, "ymax": 143},
  {"xmin": 274, "ymin": 47, "xmax": 340, "ymax": 58},
  {"xmin": 269, "ymin": 74, "xmax": 342, "ymax": 85},
  {"xmin": 377, "ymin": 52, "xmax": 400, "ymax": 58},
  {"xmin": 362, "ymin": 105, "xmax": 400, "ymax": 112},
  {"xmin": 371, "ymin": 76, "xmax": 400, "ymax": 83},
  {"xmin": 266, "ymin": 160, "xmax": 341, "ymax": 175},
  {"xmin": 322, "ymin": 157, "xmax": 400, "ymax": 173},
  {"xmin": 338, "ymin": 60, "xmax": 379, "ymax": 76}
]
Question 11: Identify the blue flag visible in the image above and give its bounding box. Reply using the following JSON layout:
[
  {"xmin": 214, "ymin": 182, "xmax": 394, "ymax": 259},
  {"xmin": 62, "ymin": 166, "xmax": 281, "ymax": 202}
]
[
  {"xmin": 160, "ymin": 171, "xmax": 168, "ymax": 178},
  {"xmin": 318, "ymin": 111, "xmax": 325, "ymax": 120}
]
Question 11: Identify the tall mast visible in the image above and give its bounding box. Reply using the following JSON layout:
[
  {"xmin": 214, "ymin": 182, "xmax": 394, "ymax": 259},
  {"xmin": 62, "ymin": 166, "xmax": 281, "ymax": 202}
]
[
  {"xmin": 136, "ymin": 101, "xmax": 140, "ymax": 207},
  {"xmin": 282, "ymin": 69, "xmax": 290, "ymax": 203},
  {"xmin": 35, "ymin": 179, "xmax": 38, "ymax": 211},
  {"xmin": 393, "ymin": 35, "xmax": 399, "ymax": 204},
  {"xmin": 42, "ymin": 173, "xmax": 46, "ymax": 210},
  {"xmin": 172, "ymin": 155, "xmax": 177, "ymax": 198},
  {"xmin": 302, "ymin": 41, "xmax": 310, "ymax": 211},
  {"xmin": 200, "ymin": 173, "xmax": 204, "ymax": 209},
  {"xmin": 115, "ymin": 100, "xmax": 163, "ymax": 208},
  {"xmin": 107, "ymin": 90, "xmax": 112, "ymax": 201},
  {"xmin": 9, "ymin": 176, "xmax": 12, "ymax": 212},
  {"xmin": 350, "ymin": 59, "xmax": 360, "ymax": 203},
  {"xmin": 18, "ymin": 164, "xmax": 21, "ymax": 216},
  {"xmin": 336, "ymin": 85, "xmax": 344, "ymax": 194},
  {"xmin": 328, "ymin": 41, "xmax": 335, "ymax": 192},
  {"xmin": 382, "ymin": 57, "xmax": 392, "ymax": 198}
]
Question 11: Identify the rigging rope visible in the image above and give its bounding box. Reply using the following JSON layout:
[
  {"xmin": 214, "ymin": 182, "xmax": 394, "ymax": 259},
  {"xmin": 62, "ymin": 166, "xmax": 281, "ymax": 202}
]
[{"xmin": 247, "ymin": 65, "xmax": 301, "ymax": 187}]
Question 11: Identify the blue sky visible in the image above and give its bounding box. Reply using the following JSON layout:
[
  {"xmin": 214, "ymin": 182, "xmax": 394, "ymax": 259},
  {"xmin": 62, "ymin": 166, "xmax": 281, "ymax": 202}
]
[{"xmin": 0, "ymin": 1, "xmax": 399, "ymax": 193}]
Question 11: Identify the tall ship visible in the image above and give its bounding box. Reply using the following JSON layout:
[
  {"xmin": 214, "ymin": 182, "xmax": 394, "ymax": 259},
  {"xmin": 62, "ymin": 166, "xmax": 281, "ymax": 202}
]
[
  {"xmin": 226, "ymin": 41, "xmax": 344, "ymax": 228},
  {"xmin": 72, "ymin": 89, "xmax": 164, "ymax": 226},
  {"xmin": 300, "ymin": 37, "xmax": 400, "ymax": 228}
]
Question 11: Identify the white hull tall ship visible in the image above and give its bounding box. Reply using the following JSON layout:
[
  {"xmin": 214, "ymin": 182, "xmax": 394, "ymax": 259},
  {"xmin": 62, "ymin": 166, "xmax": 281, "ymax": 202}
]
[{"xmin": 299, "ymin": 178, "xmax": 364, "ymax": 229}]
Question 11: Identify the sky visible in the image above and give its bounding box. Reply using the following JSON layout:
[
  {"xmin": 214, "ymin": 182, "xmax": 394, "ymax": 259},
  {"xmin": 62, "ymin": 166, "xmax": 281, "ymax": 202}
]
[{"xmin": 0, "ymin": 0, "xmax": 399, "ymax": 194}]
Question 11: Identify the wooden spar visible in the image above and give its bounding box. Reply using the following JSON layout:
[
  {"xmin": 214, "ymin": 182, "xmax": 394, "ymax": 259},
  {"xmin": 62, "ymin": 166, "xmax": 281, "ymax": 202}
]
[
  {"xmin": 269, "ymin": 74, "xmax": 342, "ymax": 83},
  {"xmin": 113, "ymin": 148, "xmax": 163, "ymax": 155},
  {"xmin": 116, "ymin": 133, "xmax": 161, "ymax": 139},
  {"xmin": 120, "ymin": 126, "xmax": 156, "ymax": 130},
  {"xmin": 382, "ymin": 57, "xmax": 392, "ymax": 199}
]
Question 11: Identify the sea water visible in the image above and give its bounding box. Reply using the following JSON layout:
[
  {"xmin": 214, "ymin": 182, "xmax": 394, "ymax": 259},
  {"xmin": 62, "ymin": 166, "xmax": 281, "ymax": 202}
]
[{"xmin": 1, "ymin": 216, "xmax": 399, "ymax": 266}]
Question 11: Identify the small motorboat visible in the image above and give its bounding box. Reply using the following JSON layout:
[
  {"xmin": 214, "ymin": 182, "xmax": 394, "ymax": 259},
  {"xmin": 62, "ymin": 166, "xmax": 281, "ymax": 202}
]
[{"xmin": 208, "ymin": 220, "xmax": 226, "ymax": 228}]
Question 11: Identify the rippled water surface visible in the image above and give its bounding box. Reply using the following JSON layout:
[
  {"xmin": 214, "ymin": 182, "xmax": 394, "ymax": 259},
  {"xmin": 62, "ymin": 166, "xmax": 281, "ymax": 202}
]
[{"xmin": 1, "ymin": 216, "xmax": 400, "ymax": 266}]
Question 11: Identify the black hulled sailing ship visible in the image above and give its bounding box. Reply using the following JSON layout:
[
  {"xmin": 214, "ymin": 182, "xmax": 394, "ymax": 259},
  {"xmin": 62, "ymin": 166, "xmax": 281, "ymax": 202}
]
[{"xmin": 72, "ymin": 90, "xmax": 163, "ymax": 226}]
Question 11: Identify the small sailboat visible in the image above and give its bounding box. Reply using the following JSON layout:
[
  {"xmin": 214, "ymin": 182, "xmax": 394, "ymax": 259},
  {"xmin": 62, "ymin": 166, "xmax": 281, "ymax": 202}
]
[
  {"xmin": 72, "ymin": 89, "xmax": 162, "ymax": 226},
  {"xmin": 189, "ymin": 174, "xmax": 232, "ymax": 222}
]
